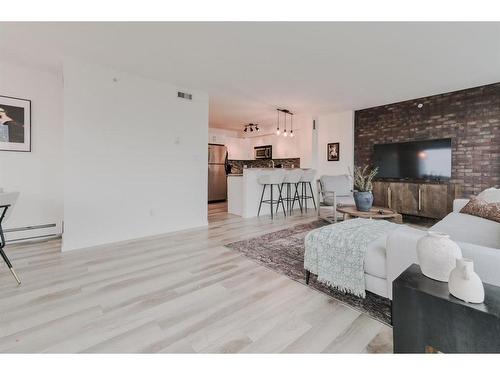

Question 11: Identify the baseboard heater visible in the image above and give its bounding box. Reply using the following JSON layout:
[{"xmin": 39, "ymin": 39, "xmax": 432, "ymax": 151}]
[{"xmin": 4, "ymin": 223, "xmax": 60, "ymax": 243}]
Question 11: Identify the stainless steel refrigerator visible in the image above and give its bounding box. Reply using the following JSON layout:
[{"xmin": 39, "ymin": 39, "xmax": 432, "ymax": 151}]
[{"xmin": 208, "ymin": 144, "xmax": 228, "ymax": 202}]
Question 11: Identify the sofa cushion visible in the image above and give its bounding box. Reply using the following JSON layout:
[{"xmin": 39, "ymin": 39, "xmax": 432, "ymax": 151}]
[
  {"xmin": 477, "ymin": 187, "xmax": 500, "ymax": 203},
  {"xmin": 460, "ymin": 197, "xmax": 500, "ymax": 223},
  {"xmin": 364, "ymin": 235, "xmax": 387, "ymax": 278},
  {"xmin": 431, "ymin": 212, "xmax": 500, "ymax": 249}
]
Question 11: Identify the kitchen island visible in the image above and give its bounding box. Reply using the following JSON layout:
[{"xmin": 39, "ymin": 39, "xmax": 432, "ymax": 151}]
[{"xmin": 228, "ymin": 168, "xmax": 306, "ymax": 218}]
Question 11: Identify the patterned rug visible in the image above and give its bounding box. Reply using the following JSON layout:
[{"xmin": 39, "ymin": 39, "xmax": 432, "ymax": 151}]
[{"xmin": 225, "ymin": 219, "xmax": 392, "ymax": 325}]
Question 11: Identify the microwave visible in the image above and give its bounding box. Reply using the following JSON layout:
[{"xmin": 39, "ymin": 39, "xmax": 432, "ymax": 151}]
[{"xmin": 254, "ymin": 145, "xmax": 272, "ymax": 159}]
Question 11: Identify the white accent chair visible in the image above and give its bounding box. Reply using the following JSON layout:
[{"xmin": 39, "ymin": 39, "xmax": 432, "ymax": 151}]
[{"xmin": 316, "ymin": 174, "xmax": 355, "ymax": 222}]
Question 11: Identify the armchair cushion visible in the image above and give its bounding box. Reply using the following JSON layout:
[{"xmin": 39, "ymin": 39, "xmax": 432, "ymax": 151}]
[{"xmin": 322, "ymin": 195, "xmax": 355, "ymax": 207}]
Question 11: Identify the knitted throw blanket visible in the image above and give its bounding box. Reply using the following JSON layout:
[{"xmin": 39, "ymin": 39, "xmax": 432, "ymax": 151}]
[{"xmin": 304, "ymin": 218, "xmax": 399, "ymax": 298}]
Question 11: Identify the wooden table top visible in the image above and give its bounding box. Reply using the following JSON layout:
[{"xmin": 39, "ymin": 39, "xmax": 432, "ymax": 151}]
[{"xmin": 336, "ymin": 205, "xmax": 400, "ymax": 219}]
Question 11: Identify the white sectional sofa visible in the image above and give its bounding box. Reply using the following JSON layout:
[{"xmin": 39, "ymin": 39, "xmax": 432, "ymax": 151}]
[{"xmin": 365, "ymin": 198, "xmax": 500, "ymax": 300}]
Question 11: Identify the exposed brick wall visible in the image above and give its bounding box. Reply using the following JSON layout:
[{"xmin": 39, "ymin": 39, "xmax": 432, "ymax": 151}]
[{"xmin": 354, "ymin": 83, "xmax": 500, "ymax": 197}]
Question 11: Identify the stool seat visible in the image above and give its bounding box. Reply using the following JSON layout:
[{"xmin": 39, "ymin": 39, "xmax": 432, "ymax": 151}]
[
  {"xmin": 299, "ymin": 168, "xmax": 316, "ymax": 182},
  {"xmin": 257, "ymin": 170, "xmax": 286, "ymax": 219},
  {"xmin": 283, "ymin": 169, "xmax": 303, "ymax": 184},
  {"xmin": 258, "ymin": 170, "xmax": 286, "ymax": 185}
]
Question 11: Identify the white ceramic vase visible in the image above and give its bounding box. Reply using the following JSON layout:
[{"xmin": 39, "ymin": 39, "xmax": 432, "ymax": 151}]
[
  {"xmin": 449, "ymin": 258, "xmax": 485, "ymax": 303},
  {"xmin": 417, "ymin": 231, "xmax": 462, "ymax": 282}
]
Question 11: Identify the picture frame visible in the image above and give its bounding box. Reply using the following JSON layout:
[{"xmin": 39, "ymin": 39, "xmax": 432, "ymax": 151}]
[
  {"xmin": 0, "ymin": 95, "xmax": 31, "ymax": 152},
  {"xmin": 327, "ymin": 142, "xmax": 339, "ymax": 161}
]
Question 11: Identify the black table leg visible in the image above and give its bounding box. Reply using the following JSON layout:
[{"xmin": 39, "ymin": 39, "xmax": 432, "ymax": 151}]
[
  {"xmin": 305, "ymin": 269, "xmax": 311, "ymax": 285},
  {"xmin": 0, "ymin": 247, "xmax": 21, "ymax": 284},
  {"xmin": 0, "ymin": 205, "xmax": 21, "ymax": 285}
]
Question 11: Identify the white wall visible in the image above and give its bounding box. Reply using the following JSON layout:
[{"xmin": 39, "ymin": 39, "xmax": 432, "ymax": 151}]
[
  {"xmin": 208, "ymin": 128, "xmax": 252, "ymax": 160},
  {"xmin": 63, "ymin": 59, "xmax": 209, "ymax": 251},
  {"xmin": 0, "ymin": 61, "xmax": 63, "ymax": 240},
  {"xmin": 315, "ymin": 111, "xmax": 354, "ymax": 178}
]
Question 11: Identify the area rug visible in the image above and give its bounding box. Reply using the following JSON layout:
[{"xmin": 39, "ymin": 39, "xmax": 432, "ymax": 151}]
[{"xmin": 225, "ymin": 219, "xmax": 392, "ymax": 325}]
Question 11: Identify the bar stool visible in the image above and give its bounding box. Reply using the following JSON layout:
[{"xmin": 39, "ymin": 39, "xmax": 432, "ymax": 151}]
[
  {"xmin": 279, "ymin": 169, "xmax": 304, "ymax": 215},
  {"xmin": 298, "ymin": 169, "xmax": 317, "ymax": 212},
  {"xmin": 257, "ymin": 170, "xmax": 286, "ymax": 219}
]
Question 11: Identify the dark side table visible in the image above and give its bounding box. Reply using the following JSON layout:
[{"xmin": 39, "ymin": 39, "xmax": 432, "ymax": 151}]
[{"xmin": 392, "ymin": 264, "xmax": 500, "ymax": 353}]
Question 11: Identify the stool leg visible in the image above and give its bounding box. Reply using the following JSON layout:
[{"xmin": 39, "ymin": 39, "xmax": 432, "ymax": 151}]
[
  {"xmin": 287, "ymin": 183, "xmax": 291, "ymax": 214},
  {"xmin": 308, "ymin": 182, "xmax": 317, "ymax": 210},
  {"xmin": 258, "ymin": 184, "xmax": 266, "ymax": 217},
  {"xmin": 303, "ymin": 182, "xmax": 308, "ymax": 212},
  {"xmin": 277, "ymin": 183, "xmax": 285, "ymax": 215},
  {"xmin": 270, "ymin": 184, "xmax": 274, "ymax": 219},
  {"xmin": 278, "ymin": 183, "xmax": 286, "ymax": 217},
  {"xmin": 293, "ymin": 183, "xmax": 303, "ymax": 213},
  {"xmin": 0, "ymin": 247, "xmax": 21, "ymax": 285},
  {"xmin": 301, "ymin": 182, "xmax": 304, "ymax": 210}
]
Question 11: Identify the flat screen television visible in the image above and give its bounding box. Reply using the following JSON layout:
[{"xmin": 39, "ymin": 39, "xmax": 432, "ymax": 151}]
[{"xmin": 373, "ymin": 138, "xmax": 452, "ymax": 181}]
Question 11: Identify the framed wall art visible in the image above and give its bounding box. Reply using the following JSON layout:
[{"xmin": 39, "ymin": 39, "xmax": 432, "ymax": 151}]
[
  {"xmin": 327, "ymin": 142, "xmax": 339, "ymax": 161},
  {"xmin": 0, "ymin": 95, "xmax": 31, "ymax": 152}
]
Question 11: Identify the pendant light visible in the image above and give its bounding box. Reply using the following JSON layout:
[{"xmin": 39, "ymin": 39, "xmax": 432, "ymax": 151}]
[
  {"xmin": 290, "ymin": 114, "xmax": 294, "ymax": 138},
  {"xmin": 283, "ymin": 111, "xmax": 287, "ymax": 137},
  {"xmin": 276, "ymin": 110, "xmax": 280, "ymax": 135}
]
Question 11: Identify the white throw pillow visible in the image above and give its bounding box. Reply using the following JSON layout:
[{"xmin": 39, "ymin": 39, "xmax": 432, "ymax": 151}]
[{"xmin": 477, "ymin": 187, "xmax": 500, "ymax": 203}]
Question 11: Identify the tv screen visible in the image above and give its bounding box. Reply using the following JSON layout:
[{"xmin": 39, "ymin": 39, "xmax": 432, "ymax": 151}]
[{"xmin": 373, "ymin": 138, "xmax": 452, "ymax": 180}]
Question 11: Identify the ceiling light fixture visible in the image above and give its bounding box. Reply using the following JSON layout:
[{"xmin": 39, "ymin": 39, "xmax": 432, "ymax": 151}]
[
  {"xmin": 276, "ymin": 109, "xmax": 294, "ymax": 138},
  {"xmin": 276, "ymin": 111, "xmax": 280, "ymax": 135},
  {"xmin": 244, "ymin": 123, "xmax": 259, "ymax": 133},
  {"xmin": 283, "ymin": 113, "xmax": 287, "ymax": 137}
]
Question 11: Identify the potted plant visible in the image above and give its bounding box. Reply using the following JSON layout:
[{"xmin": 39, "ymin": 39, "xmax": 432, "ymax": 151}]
[{"xmin": 350, "ymin": 165, "xmax": 378, "ymax": 212}]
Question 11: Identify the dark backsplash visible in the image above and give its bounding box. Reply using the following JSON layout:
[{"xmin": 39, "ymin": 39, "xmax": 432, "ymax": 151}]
[
  {"xmin": 228, "ymin": 158, "xmax": 300, "ymax": 174},
  {"xmin": 354, "ymin": 82, "xmax": 500, "ymax": 197}
]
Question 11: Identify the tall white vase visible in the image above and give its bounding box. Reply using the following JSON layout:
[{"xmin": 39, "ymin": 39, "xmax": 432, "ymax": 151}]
[
  {"xmin": 417, "ymin": 231, "xmax": 462, "ymax": 282},
  {"xmin": 449, "ymin": 258, "xmax": 485, "ymax": 303}
]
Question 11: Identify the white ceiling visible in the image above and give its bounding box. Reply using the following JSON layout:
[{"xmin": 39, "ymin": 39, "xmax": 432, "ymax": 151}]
[{"xmin": 1, "ymin": 22, "xmax": 499, "ymax": 130}]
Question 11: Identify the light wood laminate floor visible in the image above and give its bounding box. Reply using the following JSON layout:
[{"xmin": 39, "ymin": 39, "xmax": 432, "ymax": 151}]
[{"xmin": 0, "ymin": 208, "xmax": 392, "ymax": 353}]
